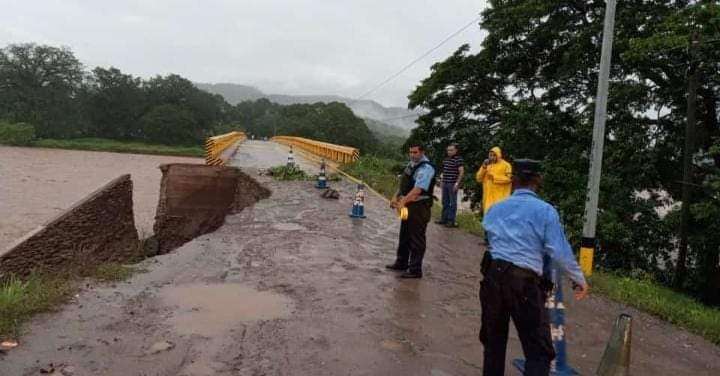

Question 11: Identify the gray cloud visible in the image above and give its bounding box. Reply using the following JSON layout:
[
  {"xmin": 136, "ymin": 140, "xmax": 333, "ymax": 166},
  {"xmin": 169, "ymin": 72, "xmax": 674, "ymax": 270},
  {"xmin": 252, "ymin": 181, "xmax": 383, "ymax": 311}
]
[{"xmin": 0, "ymin": 0, "xmax": 487, "ymax": 107}]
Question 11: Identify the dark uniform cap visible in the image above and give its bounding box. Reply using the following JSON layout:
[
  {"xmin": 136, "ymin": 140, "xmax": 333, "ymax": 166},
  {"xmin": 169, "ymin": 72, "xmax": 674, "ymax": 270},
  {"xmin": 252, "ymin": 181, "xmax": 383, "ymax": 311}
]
[{"xmin": 512, "ymin": 159, "xmax": 542, "ymax": 177}]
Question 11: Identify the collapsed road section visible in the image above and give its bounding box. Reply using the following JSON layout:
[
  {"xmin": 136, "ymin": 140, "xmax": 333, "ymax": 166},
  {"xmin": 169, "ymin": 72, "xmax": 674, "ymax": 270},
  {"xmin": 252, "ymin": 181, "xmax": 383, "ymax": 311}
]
[{"xmin": 149, "ymin": 163, "xmax": 270, "ymax": 255}]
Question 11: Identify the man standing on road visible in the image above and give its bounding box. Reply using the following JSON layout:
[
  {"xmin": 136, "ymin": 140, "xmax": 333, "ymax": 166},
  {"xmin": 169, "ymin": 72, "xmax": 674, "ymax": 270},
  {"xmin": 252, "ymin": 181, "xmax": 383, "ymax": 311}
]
[
  {"xmin": 436, "ymin": 143, "xmax": 464, "ymax": 228},
  {"xmin": 387, "ymin": 143, "xmax": 436, "ymax": 279},
  {"xmin": 479, "ymin": 159, "xmax": 589, "ymax": 376},
  {"xmin": 476, "ymin": 146, "xmax": 512, "ymax": 214}
]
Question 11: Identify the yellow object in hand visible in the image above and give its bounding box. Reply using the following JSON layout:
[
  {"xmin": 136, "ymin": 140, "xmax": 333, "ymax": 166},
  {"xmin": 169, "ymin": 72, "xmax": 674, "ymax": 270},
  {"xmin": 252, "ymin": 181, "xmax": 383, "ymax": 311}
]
[{"xmin": 399, "ymin": 207, "xmax": 408, "ymax": 221}]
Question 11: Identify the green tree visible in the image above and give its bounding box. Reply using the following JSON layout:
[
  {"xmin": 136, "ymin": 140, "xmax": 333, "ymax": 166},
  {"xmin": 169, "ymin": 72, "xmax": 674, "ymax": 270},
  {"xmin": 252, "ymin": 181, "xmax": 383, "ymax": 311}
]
[
  {"xmin": 141, "ymin": 104, "xmax": 198, "ymax": 145},
  {"xmin": 143, "ymin": 74, "xmax": 223, "ymax": 143},
  {"xmin": 408, "ymin": 0, "xmax": 720, "ymax": 304},
  {"xmin": 0, "ymin": 43, "xmax": 85, "ymax": 138},
  {"xmin": 85, "ymin": 67, "xmax": 145, "ymax": 139}
]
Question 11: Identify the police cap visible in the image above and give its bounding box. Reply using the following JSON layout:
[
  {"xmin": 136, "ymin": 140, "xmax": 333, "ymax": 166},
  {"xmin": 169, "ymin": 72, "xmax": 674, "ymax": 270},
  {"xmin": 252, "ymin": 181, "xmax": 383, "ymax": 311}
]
[{"xmin": 512, "ymin": 159, "xmax": 542, "ymax": 178}]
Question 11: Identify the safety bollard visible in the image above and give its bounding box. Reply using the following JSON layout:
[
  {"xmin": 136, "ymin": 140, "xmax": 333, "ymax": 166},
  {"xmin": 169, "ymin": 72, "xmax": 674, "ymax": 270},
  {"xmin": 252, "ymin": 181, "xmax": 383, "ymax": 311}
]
[
  {"xmin": 596, "ymin": 314, "xmax": 632, "ymax": 376},
  {"xmin": 287, "ymin": 146, "xmax": 295, "ymax": 167},
  {"xmin": 513, "ymin": 262, "xmax": 579, "ymax": 375},
  {"xmin": 349, "ymin": 183, "xmax": 366, "ymax": 218},
  {"xmin": 316, "ymin": 159, "xmax": 328, "ymax": 189}
]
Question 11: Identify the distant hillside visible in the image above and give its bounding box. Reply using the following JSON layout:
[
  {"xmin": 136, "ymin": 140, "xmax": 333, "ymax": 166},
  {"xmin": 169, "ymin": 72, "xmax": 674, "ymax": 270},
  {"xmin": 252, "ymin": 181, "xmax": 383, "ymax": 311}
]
[
  {"xmin": 195, "ymin": 82, "xmax": 419, "ymax": 131},
  {"xmin": 363, "ymin": 118, "xmax": 408, "ymax": 139},
  {"xmin": 195, "ymin": 83, "xmax": 264, "ymax": 103}
]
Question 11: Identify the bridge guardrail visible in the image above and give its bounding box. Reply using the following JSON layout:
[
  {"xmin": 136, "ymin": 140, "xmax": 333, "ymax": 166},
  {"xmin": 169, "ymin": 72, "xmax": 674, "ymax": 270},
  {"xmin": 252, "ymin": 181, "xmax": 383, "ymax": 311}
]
[
  {"xmin": 271, "ymin": 136, "xmax": 360, "ymax": 164},
  {"xmin": 205, "ymin": 131, "xmax": 246, "ymax": 166}
]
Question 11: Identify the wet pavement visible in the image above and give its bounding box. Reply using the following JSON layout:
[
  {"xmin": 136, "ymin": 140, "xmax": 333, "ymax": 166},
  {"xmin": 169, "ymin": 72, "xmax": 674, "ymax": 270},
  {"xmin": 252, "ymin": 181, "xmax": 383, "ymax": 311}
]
[{"xmin": 1, "ymin": 141, "xmax": 719, "ymax": 375}]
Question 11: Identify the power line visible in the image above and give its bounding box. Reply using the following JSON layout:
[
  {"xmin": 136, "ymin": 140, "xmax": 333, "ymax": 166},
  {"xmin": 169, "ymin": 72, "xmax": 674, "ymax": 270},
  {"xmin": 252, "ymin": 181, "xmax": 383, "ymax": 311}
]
[{"xmin": 354, "ymin": 16, "xmax": 481, "ymax": 102}]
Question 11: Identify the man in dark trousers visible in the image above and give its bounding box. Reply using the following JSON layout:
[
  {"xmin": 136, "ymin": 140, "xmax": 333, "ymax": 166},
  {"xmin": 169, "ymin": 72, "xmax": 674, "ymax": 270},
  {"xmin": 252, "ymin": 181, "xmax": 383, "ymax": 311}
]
[
  {"xmin": 387, "ymin": 143, "xmax": 436, "ymax": 279},
  {"xmin": 479, "ymin": 159, "xmax": 589, "ymax": 376},
  {"xmin": 436, "ymin": 143, "xmax": 464, "ymax": 227}
]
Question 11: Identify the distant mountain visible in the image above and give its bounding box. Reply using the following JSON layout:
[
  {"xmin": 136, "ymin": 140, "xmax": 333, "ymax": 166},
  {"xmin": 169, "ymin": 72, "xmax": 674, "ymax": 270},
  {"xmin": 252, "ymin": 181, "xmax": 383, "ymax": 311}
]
[
  {"xmin": 194, "ymin": 83, "xmax": 264, "ymax": 103},
  {"xmin": 195, "ymin": 82, "xmax": 419, "ymax": 131},
  {"xmin": 363, "ymin": 118, "xmax": 408, "ymax": 139}
]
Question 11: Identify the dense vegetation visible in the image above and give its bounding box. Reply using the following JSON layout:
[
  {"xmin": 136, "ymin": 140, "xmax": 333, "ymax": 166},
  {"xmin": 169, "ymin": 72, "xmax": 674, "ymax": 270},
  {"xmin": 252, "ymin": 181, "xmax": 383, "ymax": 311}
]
[
  {"xmin": 407, "ymin": 1, "xmax": 720, "ymax": 305},
  {"xmin": 226, "ymin": 98, "xmax": 381, "ymax": 154},
  {"xmin": 0, "ymin": 43, "xmax": 388, "ymax": 155}
]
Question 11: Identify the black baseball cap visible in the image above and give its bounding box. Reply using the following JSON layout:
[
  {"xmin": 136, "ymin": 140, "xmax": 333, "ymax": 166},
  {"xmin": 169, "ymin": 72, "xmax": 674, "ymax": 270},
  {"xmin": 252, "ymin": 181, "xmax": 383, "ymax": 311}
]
[{"xmin": 512, "ymin": 159, "xmax": 542, "ymax": 178}]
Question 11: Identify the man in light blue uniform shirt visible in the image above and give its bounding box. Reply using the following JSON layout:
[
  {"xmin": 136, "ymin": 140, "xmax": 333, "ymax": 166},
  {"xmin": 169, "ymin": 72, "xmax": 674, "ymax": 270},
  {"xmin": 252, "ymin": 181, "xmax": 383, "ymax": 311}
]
[
  {"xmin": 387, "ymin": 143, "xmax": 436, "ymax": 278},
  {"xmin": 479, "ymin": 159, "xmax": 589, "ymax": 376}
]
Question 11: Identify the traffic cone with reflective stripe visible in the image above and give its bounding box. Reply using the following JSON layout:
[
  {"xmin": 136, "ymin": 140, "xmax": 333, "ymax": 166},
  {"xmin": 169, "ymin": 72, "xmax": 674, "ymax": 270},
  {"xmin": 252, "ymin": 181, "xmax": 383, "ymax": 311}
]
[
  {"xmin": 596, "ymin": 314, "xmax": 632, "ymax": 376},
  {"xmin": 287, "ymin": 146, "xmax": 295, "ymax": 167},
  {"xmin": 316, "ymin": 159, "xmax": 328, "ymax": 189},
  {"xmin": 349, "ymin": 184, "xmax": 366, "ymax": 218}
]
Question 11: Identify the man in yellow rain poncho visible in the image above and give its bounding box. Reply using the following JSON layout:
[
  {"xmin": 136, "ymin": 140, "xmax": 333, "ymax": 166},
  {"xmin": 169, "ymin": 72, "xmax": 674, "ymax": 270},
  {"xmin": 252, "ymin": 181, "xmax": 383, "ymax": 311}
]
[{"xmin": 476, "ymin": 146, "xmax": 512, "ymax": 214}]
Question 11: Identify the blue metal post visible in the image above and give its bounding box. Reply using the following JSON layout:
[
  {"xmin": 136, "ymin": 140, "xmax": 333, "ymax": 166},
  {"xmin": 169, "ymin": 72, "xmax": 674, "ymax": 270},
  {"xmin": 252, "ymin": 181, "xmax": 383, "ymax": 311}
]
[{"xmin": 513, "ymin": 262, "xmax": 579, "ymax": 375}]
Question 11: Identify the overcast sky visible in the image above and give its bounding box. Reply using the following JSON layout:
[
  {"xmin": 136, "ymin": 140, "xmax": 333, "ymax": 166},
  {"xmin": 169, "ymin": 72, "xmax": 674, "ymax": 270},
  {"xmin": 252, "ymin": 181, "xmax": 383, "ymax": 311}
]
[{"xmin": 0, "ymin": 1, "xmax": 488, "ymax": 108}]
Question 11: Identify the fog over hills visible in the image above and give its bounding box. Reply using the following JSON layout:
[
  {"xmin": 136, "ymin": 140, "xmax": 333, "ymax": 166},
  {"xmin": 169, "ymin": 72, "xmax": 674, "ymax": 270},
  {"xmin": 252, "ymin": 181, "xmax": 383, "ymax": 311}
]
[{"xmin": 195, "ymin": 82, "xmax": 418, "ymax": 132}]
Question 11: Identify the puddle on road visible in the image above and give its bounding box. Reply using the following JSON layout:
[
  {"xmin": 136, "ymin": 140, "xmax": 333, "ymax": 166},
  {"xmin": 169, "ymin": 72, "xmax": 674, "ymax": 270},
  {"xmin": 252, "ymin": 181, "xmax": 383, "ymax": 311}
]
[{"xmin": 160, "ymin": 284, "xmax": 293, "ymax": 336}]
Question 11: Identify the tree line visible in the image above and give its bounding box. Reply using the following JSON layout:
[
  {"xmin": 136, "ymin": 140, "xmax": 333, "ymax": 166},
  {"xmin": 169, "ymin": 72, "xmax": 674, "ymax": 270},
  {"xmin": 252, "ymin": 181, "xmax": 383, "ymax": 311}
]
[
  {"xmin": 408, "ymin": 1, "xmax": 720, "ymax": 305},
  {"xmin": 0, "ymin": 43, "xmax": 380, "ymax": 153}
]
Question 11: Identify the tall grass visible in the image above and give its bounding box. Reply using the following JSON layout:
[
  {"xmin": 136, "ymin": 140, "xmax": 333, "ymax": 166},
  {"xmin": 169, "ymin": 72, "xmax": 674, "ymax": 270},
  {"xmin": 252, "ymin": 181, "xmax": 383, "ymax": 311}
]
[
  {"xmin": 342, "ymin": 157, "xmax": 403, "ymax": 199},
  {"xmin": 0, "ymin": 275, "xmax": 72, "ymax": 338},
  {"xmin": 591, "ymin": 271, "xmax": 720, "ymax": 344},
  {"xmin": 430, "ymin": 205, "xmax": 485, "ymax": 237}
]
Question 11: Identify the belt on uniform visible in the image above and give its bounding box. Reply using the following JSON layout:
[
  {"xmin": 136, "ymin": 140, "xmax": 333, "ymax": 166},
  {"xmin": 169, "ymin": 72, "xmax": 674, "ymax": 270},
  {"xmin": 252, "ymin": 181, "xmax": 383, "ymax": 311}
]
[{"xmin": 489, "ymin": 258, "xmax": 540, "ymax": 281}]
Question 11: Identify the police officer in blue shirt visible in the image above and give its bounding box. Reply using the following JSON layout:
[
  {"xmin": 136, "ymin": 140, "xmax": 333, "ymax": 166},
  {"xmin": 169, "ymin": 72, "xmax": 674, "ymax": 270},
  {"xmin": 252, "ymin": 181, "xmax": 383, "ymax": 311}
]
[
  {"xmin": 480, "ymin": 159, "xmax": 589, "ymax": 376},
  {"xmin": 387, "ymin": 143, "xmax": 436, "ymax": 279}
]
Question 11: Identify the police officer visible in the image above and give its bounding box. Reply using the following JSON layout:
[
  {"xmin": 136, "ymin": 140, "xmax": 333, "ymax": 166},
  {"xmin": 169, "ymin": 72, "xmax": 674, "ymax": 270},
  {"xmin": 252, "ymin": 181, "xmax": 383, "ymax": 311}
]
[
  {"xmin": 479, "ymin": 159, "xmax": 589, "ymax": 376},
  {"xmin": 387, "ymin": 143, "xmax": 436, "ymax": 279}
]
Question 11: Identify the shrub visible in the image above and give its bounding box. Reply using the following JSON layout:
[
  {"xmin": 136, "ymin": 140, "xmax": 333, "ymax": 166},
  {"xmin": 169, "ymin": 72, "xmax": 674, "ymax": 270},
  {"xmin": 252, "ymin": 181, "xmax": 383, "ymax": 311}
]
[{"xmin": 0, "ymin": 122, "xmax": 36, "ymax": 146}]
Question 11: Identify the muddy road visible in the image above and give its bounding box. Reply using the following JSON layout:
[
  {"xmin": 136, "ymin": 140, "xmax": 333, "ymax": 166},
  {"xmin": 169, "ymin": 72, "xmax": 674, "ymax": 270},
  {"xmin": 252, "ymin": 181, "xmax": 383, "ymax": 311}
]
[{"xmin": 1, "ymin": 141, "xmax": 719, "ymax": 375}]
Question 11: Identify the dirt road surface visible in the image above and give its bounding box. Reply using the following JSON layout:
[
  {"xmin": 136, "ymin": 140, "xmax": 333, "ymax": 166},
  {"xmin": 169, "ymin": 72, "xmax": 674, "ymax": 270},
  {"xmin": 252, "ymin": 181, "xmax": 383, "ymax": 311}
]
[
  {"xmin": 0, "ymin": 146, "xmax": 202, "ymax": 246},
  {"xmin": 1, "ymin": 141, "xmax": 719, "ymax": 375}
]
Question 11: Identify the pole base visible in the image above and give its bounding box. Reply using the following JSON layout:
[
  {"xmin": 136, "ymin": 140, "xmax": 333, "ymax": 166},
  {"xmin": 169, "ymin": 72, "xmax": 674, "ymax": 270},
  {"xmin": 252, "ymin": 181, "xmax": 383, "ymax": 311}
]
[{"xmin": 512, "ymin": 359, "xmax": 579, "ymax": 376}]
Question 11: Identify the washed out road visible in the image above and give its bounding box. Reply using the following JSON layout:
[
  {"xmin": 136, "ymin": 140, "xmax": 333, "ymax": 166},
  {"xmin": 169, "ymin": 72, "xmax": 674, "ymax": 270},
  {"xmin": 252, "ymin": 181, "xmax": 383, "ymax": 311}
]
[{"xmin": 1, "ymin": 141, "xmax": 719, "ymax": 375}]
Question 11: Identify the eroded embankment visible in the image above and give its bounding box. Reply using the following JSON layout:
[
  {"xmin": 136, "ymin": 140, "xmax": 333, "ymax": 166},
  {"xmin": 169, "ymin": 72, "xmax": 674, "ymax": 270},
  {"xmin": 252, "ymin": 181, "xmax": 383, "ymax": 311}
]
[{"xmin": 148, "ymin": 163, "xmax": 271, "ymax": 255}]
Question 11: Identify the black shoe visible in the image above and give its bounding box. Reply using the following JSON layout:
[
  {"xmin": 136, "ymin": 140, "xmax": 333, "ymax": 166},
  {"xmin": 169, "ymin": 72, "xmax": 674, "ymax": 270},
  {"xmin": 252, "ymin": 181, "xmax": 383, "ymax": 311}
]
[
  {"xmin": 434, "ymin": 221, "xmax": 446, "ymax": 225},
  {"xmin": 445, "ymin": 222, "xmax": 459, "ymax": 228},
  {"xmin": 398, "ymin": 271, "xmax": 423, "ymax": 279},
  {"xmin": 385, "ymin": 264, "xmax": 407, "ymax": 272}
]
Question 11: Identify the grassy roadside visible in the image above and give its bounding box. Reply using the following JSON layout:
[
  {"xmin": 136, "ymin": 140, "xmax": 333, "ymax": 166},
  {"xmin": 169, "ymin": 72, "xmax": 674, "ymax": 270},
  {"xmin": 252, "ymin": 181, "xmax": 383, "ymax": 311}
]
[
  {"xmin": 591, "ymin": 271, "xmax": 720, "ymax": 344},
  {"xmin": 33, "ymin": 138, "xmax": 205, "ymax": 158},
  {"xmin": 0, "ymin": 263, "xmax": 141, "ymax": 340},
  {"xmin": 346, "ymin": 156, "xmax": 720, "ymax": 345}
]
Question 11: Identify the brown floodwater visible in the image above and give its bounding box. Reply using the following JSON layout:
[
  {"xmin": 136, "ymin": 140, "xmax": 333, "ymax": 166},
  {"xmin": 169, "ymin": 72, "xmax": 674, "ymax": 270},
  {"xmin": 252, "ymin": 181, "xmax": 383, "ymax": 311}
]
[{"xmin": 0, "ymin": 146, "xmax": 203, "ymax": 247}]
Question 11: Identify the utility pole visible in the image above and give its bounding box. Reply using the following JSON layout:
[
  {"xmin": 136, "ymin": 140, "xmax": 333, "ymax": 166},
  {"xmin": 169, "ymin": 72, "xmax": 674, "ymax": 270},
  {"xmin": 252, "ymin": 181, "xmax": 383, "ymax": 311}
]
[
  {"xmin": 579, "ymin": 0, "xmax": 617, "ymax": 277},
  {"xmin": 676, "ymin": 30, "xmax": 699, "ymax": 287}
]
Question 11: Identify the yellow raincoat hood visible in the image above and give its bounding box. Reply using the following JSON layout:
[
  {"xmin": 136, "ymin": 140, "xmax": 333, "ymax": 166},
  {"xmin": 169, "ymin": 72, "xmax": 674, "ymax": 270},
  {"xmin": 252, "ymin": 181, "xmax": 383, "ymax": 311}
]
[{"xmin": 476, "ymin": 146, "xmax": 512, "ymax": 213}]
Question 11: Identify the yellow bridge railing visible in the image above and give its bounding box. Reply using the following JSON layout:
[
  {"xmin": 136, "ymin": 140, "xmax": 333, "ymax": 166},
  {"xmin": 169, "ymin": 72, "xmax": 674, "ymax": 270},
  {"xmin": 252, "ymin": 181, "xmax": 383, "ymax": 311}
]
[
  {"xmin": 271, "ymin": 136, "xmax": 360, "ymax": 164},
  {"xmin": 205, "ymin": 131, "xmax": 246, "ymax": 166}
]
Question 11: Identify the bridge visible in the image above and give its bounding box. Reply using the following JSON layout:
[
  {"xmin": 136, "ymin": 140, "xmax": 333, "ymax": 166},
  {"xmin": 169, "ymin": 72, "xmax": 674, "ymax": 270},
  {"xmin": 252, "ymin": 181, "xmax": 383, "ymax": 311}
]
[{"xmin": 1, "ymin": 136, "xmax": 719, "ymax": 375}]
